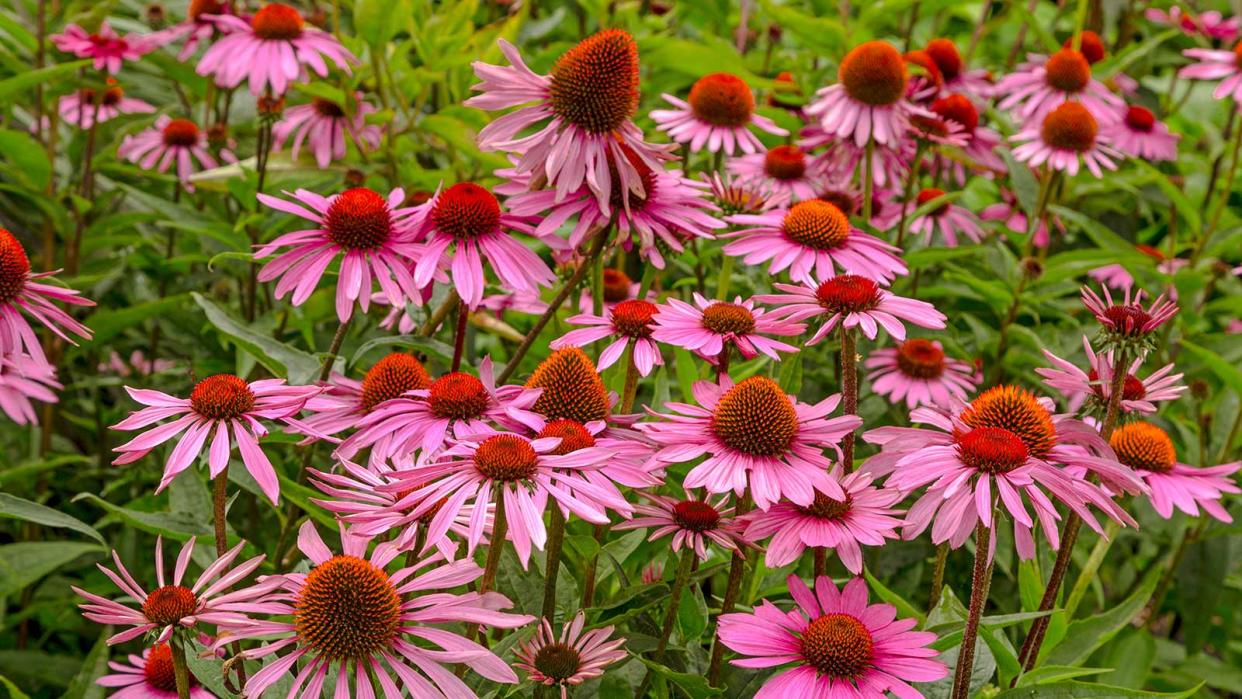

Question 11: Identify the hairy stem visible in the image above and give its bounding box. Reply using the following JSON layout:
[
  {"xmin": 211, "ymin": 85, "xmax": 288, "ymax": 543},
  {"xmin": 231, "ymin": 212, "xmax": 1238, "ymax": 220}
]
[
  {"xmin": 540, "ymin": 505, "xmax": 566, "ymax": 621},
  {"xmin": 951, "ymin": 522, "xmax": 993, "ymax": 699}
]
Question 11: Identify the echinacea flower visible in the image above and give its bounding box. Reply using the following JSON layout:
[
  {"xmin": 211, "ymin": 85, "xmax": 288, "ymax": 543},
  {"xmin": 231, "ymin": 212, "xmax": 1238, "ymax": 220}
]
[
  {"xmin": 639, "ymin": 375, "xmax": 862, "ymax": 509},
  {"xmin": 256, "ymin": 186, "xmax": 423, "ymax": 322},
  {"xmin": 1037, "ymin": 335, "xmax": 1186, "ymax": 414},
  {"xmin": 514, "ymin": 612, "xmax": 628, "ymax": 698},
  {"xmin": 1179, "ymin": 42, "xmax": 1242, "ymax": 103},
  {"xmin": 1147, "ymin": 6, "xmax": 1240, "ymax": 41},
  {"xmin": 412, "ymin": 182, "xmax": 554, "ymax": 310},
  {"xmin": 927, "ymin": 93, "xmax": 1006, "ymax": 181},
  {"xmin": 728, "ymin": 145, "xmax": 825, "ymax": 201},
  {"xmin": 273, "ymin": 94, "xmax": 382, "ymax": 168},
  {"xmin": 150, "ymin": 0, "xmax": 234, "ymax": 61},
  {"xmin": 651, "ymin": 72, "xmax": 788, "ymax": 154},
  {"xmin": 298, "ymin": 352, "xmax": 432, "ymax": 441},
  {"xmin": 99, "ymin": 350, "xmax": 177, "ymax": 377},
  {"xmin": 0, "ymin": 352, "xmax": 60, "ymax": 424},
  {"xmin": 650, "ymin": 293, "xmax": 803, "ymax": 364},
  {"xmin": 717, "ymin": 575, "xmax": 947, "ymax": 698},
  {"xmin": 925, "ymin": 38, "xmax": 994, "ymax": 101},
  {"xmin": 704, "ymin": 171, "xmax": 789, "ymax": 216},
  {"xmin": 1111, "ymin": 421, "xmax": 1240, "ymax": 521},
  {"xmin": 467, "ymin": 31, "xmax": 671, "ymax": 211},
  {"xmin": 905, "ymin": 188, "xmax": 986, "ymax": 246},
  {"xmin": 118, "ymin": 116, "xmax": 226, "ymax": 189},
  {"xmin": 97, "ymin": 643, "xmax": 217, "ymax": 698},
  {"xmin": 111, "ymin": 374, "xmax": 320, "ymax": 504},
  {"xmin": 804, "ymin": 128, "xmax": 913, "ymax": 189},
  {"xmin": 524, "ymin": 347, "xmax": 618, "ymax": 426},
  {"xmin": 742, "ymin": 469, "xmax": 902, "ymax": 573},
  {"xmin": 724, "ymin": 200, "xmax": 908, "ymax": 284},
  {"xmin": 996, "ymin": 49, "xmax": 1123, "ymax": 124},
  {"xmin": 864, "ymin": 339, "xmax": 980, "ymax": 409},
  {"xmin": 757, "ymin": 275, "xmax": 946, "ymax": 344},
  {"xmin": 1081, "ymin": 283, "xmax": 1178, "ymax": 351},
  {"xmin": 1011, "ymin": 102, "xmax": 1120, "ymax": 177},
  {"xmin": 59, "ymin": 81, "xmax": 154, "ymax": 129},
  {"xmin": 1109, "ymin": 105, "xmax": 1180, "ymax": 161},
  {"xmin": 576, "ymin": 267, "xmax": 647, "ymax": 314},
  {"xmin": 551, "ymin": 299, "xmax": 663, "ymax": 376},
  {"xmin": 806, "ymin": 41, "xmax": 923, "ymax": 147},
  {"xmin": 614, "ymin": 493, "xmax": 747, "ymax": 560},
  {"xmin": 216, "ymin": 522, "xmax": 532, "ymax": 698},
  {"xmin": 52, "ymin": 22, "xmax": 154, "ymax": 74},
  {"xmin": 196, "ymin": 3, "xmax": 355, "ymax": 96},
  {"xmin": 0, "ymin": 228, "xmax": 94, "ymax": 367},
  {"xmin": 980, "ymin": 187, "xmax": 1064, "ymax": 248},
  {"xmin": 73, "ymin": 536, "xmax": 264, "ymax": 646}
]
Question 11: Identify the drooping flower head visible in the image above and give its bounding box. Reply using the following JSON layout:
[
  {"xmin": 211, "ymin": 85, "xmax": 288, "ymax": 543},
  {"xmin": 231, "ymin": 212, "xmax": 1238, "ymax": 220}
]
[
  {"xmin": 906, "ymin": 188, "xmax": 986, "ymax": 247},
  {"xmin": 98, "ymin": 643, "xmax": 217, "ymax": 698},
  {"xmin": 515, "ymin": 612, "xmax": 628, "ymax": 698},
  {"xmin": 996, "ymin": 49, "xmax": 1124, "ymax": 124},
  {"xmin": 651, "ymin": 72, "xmax": 788, "ymax": 154},
  {"xmin": 1011, "ymin": 101, "xmax": 1120, "ymax": 177},
  {"xmin": 1038, "ymin": 336, "xmax": 1186, "ymax": 415},
  {"xmin": 1148, "ymin": 6, "xmax": 1240, "ymax": 41},
  {"xmin": 864, "ymin": 339, "xmax": 980, "ymax": 409},
  {"xmin": 299, "ymin": 352, "xmax": 432, "ymax": 441},
  {"xmin": 928, "ymin": 93, "xmax": 1006, "ymax": 179},
  {"xmin": 273, "ymin": 94, "xmax": 383, "ymax": 168},
  {"xmin": 1110, "ymin": 421, "xmax": 1240, "ymax": 521},
  {"xmin": 650, "ymin": 293, "xmax": 803, "ymax": 364},
  {"xmin": 551, "ymin": 299, "xmax": 663, "ymax": 376},
  {"xmin": 149, "ymin": 0, "xmax": 235, "ymax": 61},
  {"xmin": 0, "ymin": 352, "xmax": 60, "ymax": 424},
  {"xmin": 0, "ymin": 229, "xmax": 94, "ymax": 368},
  {"xmin": 806, "ymin": 41, "xmax": 921, "ymax": 147},
  {"xmin": 705, "ymin": 171, "xmax": 789, "ymax": 216},
  {"xmin": 717, "ymin": 575, "xmax": 947, "ymax": 698},
  {"xmin": 728, "ymin": 144, "xmax": 826, "ymax": 201},
  {"xmin": 1179, "ymin": 41, "xmax": 1242, "ymax": 104},
  {"xmin": 52, "ymin": 22, "xmax": 155, "ymax": 74},
  {"xmin": 758, "ymin": 275, "xmax": 946, "ymax": 344},
  {"xmin": 925, "ymin": 38, "xmax": 994, "ymax": 101},
  {"xmin": 524, "ymin": 347, "xmax": 614, "ymax": 425},
  {"xmin": 614, "ymin": 493, "xmax": 748, "ymax": 560},
  {"xmin": 1109, "ymin": 105, "xmax": 1180, "ymax": 161},
  {"xmin": 118, "ymin": 115, "xmax": 228, "ymax": 189},
  {"xmin": 59, "ymin": 80, "xmax": 155, "ymax": 129},
  {"xmin": 1081, "ymin": 283, "xmax": 1178, "ymax": 354}
]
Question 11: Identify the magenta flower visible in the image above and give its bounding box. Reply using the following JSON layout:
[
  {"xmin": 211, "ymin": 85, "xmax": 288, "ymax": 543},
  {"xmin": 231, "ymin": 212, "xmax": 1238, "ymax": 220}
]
[
  {"xmin": 1081, "ymin": 283, "xmax": 1178, "ymax": 344},
  {"xmin": 728, "ymin": 145, "xmax": 825, "ymax": 201},
  {"xmin": 905, "ymin": 188, "xmax": 985, "ymax": 247},
  {"xmin": 865, "ymin": 339, "xmax": 979, "ymax": 410},
  {"xmin": 650, "ymin": 294, "xmax": 803, "ymax": 364},
  {"xmin": 926, "ymin": 38, "xmax": 995, "ymax": 102},
  {"xmin": 806, "ymin": 41, "xmax": 924, "ymax": 147},
  {"xmin": 149, "ymin": 0, "xmax": 234, "ymax": 61},
  {"xmin": 758, "ymin": 275, "xmax": 945, "ymax": 344},
  {"xmin": 742, "ymin": 469, "xmax": 902, "ymax": 573},
  {"xmin": 1038, "ymin": 336, "xmax": 1186, "ymax": 415},
  {"xmin": 1110, "ymin": 105, "xmax": 1179, "ymax": 161},
  {"xmin": 980, "ymin": 187, "xmax": 1063, "ymax": 248},
  {"xmin": 614, "ymin": 493, "xmax": 748, "ymax": 560},
  {"xmin": 929, "ymin": 94, "xmax": 1006, "ymax": 182},
  {"xmin": 1011, "ymin": 102, "xmax": 1120, "ymax": 177},
  {"xmin": 717, "ymin": 575, "xmax": 947, "ymax": 698},
  {"xmin": 52, "ymin": 22, "xmax": 154, "ymax": 74},
  {"xmin": 551, "ymin": 299, "xmax": 663, "ymax": 376},
  {"xmin": 526, "ymin": 416, "xmax": 661, "ymax": 490},
  {"xmin": 639, "ymin": 376, "xmax": 862, "ymax": 509},
  {"xmin": 0, "ymin": 228, "xmax": 94, "ymax": 367},
  {"xmin": 996, "ymin": 49, "xmax": 1123, "ymax": 124},
  {"xmin": 515, "ymin": 612, "xmax": 628, "ymax": 697},
  {"xmin": 73, "ymin": 536, "xmax": 264, "ymax": 646},
  {"xmin": 725, "ymin": 200, "xmax": 907, "ymax": 284},
  {"xmin": 0, "ymin": 352, "xmax": 60, "ymax": 424},
  {"xmin": 273, "ymin": 94, "xmax": 383, "ymax": 168},
  {"xmin": 297, "ymin": 352, "xmax": 432, "ymax": 442},
  {"xmin": 806, "ymin": 128, "xmax": 913, "ymax": 189},
  {"xmin": 111, "ymin": 375, "xmax": 320, "ymax": 504},
  {"xmin": 1111, "ymin": 421, "xmax": 1240, "ymax": 522},
  {"xmin": 99, "ymin": 350, "xmax": 177, "ymax": 378},
  {"xmin": 1179, "ymin": 44, "xmax": 1242, "ymax": 103},
  {"xmin": 1147, "ymin": 6, "xmax": 1239, "ymax": 41},
  {"xmin": 216, "ymin": 522, "xmax": 532, "ymax": 698},
  {"xmin": 118, "ymin": 116, "xmax": 227, "ymax": 189},
  {"xmin": 98, "ymin": 643, "xmax": 217, "ymax": 698},
  {"xmin": 704, "ymin": 171, "xmax": 790, "ymax": 215},
  {"xmin": 59, "ymin": 82, "xmax": 154, "ymax": 129},
  {"xmin": 256, "ymin": 187, "xmax": 423, "ymax": 322},
  {"xmin": 195, "ymin": 3, "xmax": 355, "ymax": 96},
  {"xmin": 651, "ymin": 72, "xmax": 788, "ymax": 154}
]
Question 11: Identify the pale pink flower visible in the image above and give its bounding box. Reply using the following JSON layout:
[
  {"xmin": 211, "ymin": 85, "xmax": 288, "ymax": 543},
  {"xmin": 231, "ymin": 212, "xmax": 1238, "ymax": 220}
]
[
  {"xmin": 515, "ymin": 612, "xmax": 628, "ymax": 698},
  {"xmin": 1179, "ymin": 43, "xmax": 1242, "ymax": 103},
  {"xmin": 1111, "ymin": 421, "xmax": 1240, "ymax": 521},
  {"xmin": 52, "ymin": 22, "xmax": 155, "ymax": 74},
  {"xmin": 980, "ymin": 187, "xmax": 1065, "ymax": 248},
  {"xmin": 806, "ymin": 41, "xmax": 926, "ymax": 147},
  {"xmin": 865, "ymin": 339, "xmax": 980, "ymax": 409},
  {"xmin": 728, "ymin": 145, "xmax": 825, "ymax": 201},
  {"xmin": 996, "ymin": 50, "xmax": 1124, "ymax": 125},
  {"xmin": 99, "ymin": 350, "xmax": 177, "ymax": 377},
  {"xmin": 758, "ymin": 275, "xmax": 946, "ymax": 344},
  {"xmin": 804, "ymin": 126, "xmax": 912, "ymax": 189},
  {"xmin": 97, "ymin": 643, "xmax": 217, "ymax": 698},
  {"xmin": 1011, "ymin": 102, "xmax": 1120, "ymax": 177},
  {"xmin": 1109, "ymin": 105, "xmax": 1180, "ymax": 161},
  {"xmin": 1037, "ymin": 335, "xmax": 1186, "ymax": 414},
  {"xmin": 0, "ymin": 352, "xmax": 60, "ymax": 424},
  {"xmin": 651, "ymin": 72, "xmax": 788, "ymax": 154},
  {"xmin": 273, "ymin": 94, "xmax": 382, "ymax": 167},
  {"xmin": 614, "ymin": 493, "xmax": 747, "ymax": 560},
  {"xmin": 0, "ymin": 228, "xmax": 94, "ymax": 368},
  {"xmin": 905, "ymin": 188, "xmax": 986, "ymax": 246},
  {"xmin": 551, "ymin": 299, "xmax": 663, "ymax": 376},
  {"xmin": 1147, "ymin": 6, "xmax": 1240, "ymax": 41},
  {"xmin": 118, "ymin": 116, "xmax": 227, "ymax": 189},
  {"xmin": 58, "ymin": 82, "xmax": 154, "ymax": 129},
  {"xmin": 703, "ymin": 171, "xmax": 790, "ymax": 215},
  {"xmin": 522, "ymin": 416, "xmax": 661, "ymax": 490},
  {"xmin": 650, "ymin": 293, "xmax": 802, "ymax": 364}
]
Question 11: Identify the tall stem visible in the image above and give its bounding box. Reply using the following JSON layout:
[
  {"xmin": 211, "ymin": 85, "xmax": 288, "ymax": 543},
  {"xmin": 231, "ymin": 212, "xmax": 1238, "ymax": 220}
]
[
  {"xmin": 707, "ymin": 493, "xmax": 752, "ymax": 686},
  {"xmin": 212, "ymin": 467, "xmax": 229, "ymax": 556},
  {"xmin": 895, "ymin": 142, "xmax": 926, "ymax": 248},
  {"xmin": 450, "ymin": 296, "xmax": 468, "ymax": 372},
  {"xmin": 1194, "ymin": 108, "xmax": 1242, "ymax": 265},
  {"xmin": 541, "ymin": 505, "xmax": 567, "ymax": 621},
  {"xmin": 951, "ymin": 521, "xmax": 993, "ymax": 699},
  {"xmin": 928, "ymin": 541, "xmax": 949, "ymax": 611},
  {"xmin": 466, "ymin": 486, "xmax": 509, "ymax": 644},
  {"xmin": 714, "ymin": 253, "xmax": 735, "ymax": 299},
  {"xmin": 636, "ymin": 547, "xmax": 696, "ymax": 697},
  {"xmin": 1063, "ymin": 520, "xmax": 1120, "ymax": 620},
  {"xmin": 579, "ymin": 524, "xmax": 606, "ymax": 608},
  {"xmin": 170, "ymin": 634, "xmax": 192, "ymax": 699},
  {"xmin": 861, "ymin": 137, "xmax": 875, "ymax": 222},
  {"xmin": 1144, "ymin": 518, "xmax": 1204, "ymax": 630},
  {"xmin": 839, "ymin": 326, "xmax": 858, "ymax": 472},
  {"xmin": 620, "ymin": 343, "xmax": 641, "ymax": 413}
]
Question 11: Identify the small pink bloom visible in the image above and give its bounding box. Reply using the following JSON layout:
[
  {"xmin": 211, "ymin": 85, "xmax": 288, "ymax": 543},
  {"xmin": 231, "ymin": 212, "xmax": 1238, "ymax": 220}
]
[
  {"xmin": 865, "ymin": 339, "xmax": 980, "ymax": 409},
  {"xmin": 551, "ymin": 299, "xmax": 664, "ymax": 376},
  {"xmin": 515, "ymin": 612, "xmax": 628, "ymax": 697},
  {"xmin": 806, "ymin": 41, "xmax": 926, "ymax": 148},
  {"xmin": 1038, "ymin": 335, "xmax": 1186, "ymax": 414},
  {"xmin": 996, "ymin": 49, "xmax": 1124, "ymax": 125},
  {"xmin": 1110, "ymin": 105, "xmax": 1180, "ymax": 161},
  {"xmin": 97, "ymin": 643, "xmax": 217, "ymax": 698},
  {"xmin": 99, "ymin": 350, "xmax": 177, "ymax": 377},
  {"xmin": 0, "ymin": 229, "xmax": 94, "ymax": 368},
  {"xmin": 58, "ymin": 81, "xmax": 154, "ymax": 129},
  {"xmin": 1081, "ymin": 283, "xmax": 1178, "ymax": 338},
  {"xmin": 118, "ymin": 116, "xmax": 230, "ymax": 190},
  {"xmin": 651, "ymin": 72, "xmax": 788, "ymax": 155},
  {"xmin": 758, "ymin": 275, "xmax": 945, "ymax": 344},
  {"xmin": 980, "ymin": 187, "xmax": 1064, "ymax": 248},
  {"xmin": 148, "ymin": 0, "xmax": 235, "ymax": 61},
  {"xmin": 905, "ymin": 188, "xmax": 986, "ymax": 246},
  {"xmin": 1148, "ymin": 6, "xmax": 1240, "ymax": 41},
  {"xmin": 273, "ymin": 94, "xmax": 382, "ymax": 167},
  {"xmin": 614, "ymin": 493, "xmax": 748, "ymax": 560},
  {"xmin": 1011, "ymin": 102, "xmax": 1121, "ymax": 178},
  {"xmin": 728, "ymin": 145, "xmax": 825, "ymax": 202},
  {"xmin": 650, "ymin": 293, "xmax": 803, "ymax": 363},
  {"xmin": 1111, "ymin": 421, "xmax": 1240, "ymax": 521},
  {"xmin": 0, "ymin": 352, "xmax": 60, "ymax": 424},
  {"xmin": 52, "ymin": 22, "xmax": 155, "ymax": 74}
]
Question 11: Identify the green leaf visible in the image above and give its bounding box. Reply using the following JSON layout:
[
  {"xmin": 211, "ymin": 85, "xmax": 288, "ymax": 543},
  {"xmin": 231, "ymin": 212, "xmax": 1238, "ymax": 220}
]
[
  {"xmin": 864, "ymin": 568, "xmax": 924, "ymax": 624},
  {"xmin": 0, "ymin": 129, "xmax": 51, "ymax": 190},
  {"xmin": 1097, "ymin": 628, "xmax": 1156, "ymax": 689},
  {"xmin": 994, "ymin": 680, "xmax": 1201, "ymax": 698},
  {"xmin": 61, "ymin": 633, "xmax": 109, "ymax": 699},
  {"xmin": 355, "ymin": 0, "xmax": 412, "ymax": 46},
  {"xmin": 0, "ymin": 674, "xmax": 31, "ymax": 699},
  {"xmin": 672, "ymin": 347, "xmax": 699, "ymax": 403},
  {"xmin": 0, "ymin": 60, "xmax": 91, "ymax": 101},
  {"xmin": 0, "ymin": 542, "xmax": 102, "ymax": 597},
  {"xmin": 1180, "ymin": 339, "xmax": 1242, "ymax": 394},
  {"xmin": 638, "ymin": 659, "xmax": 723, "ymax": 698},
  {"xmin": 75, "ymin": 294, "xmax": 191, "ymax": 352},
  {"xmin": 74, "ymin": 493, "xmax": 212, "ymax": 541},
  {"xmin": 0, "ymin": 493, "xmax": 105, "ymax": 544},
  {"xmin": 0, "ymin": 652, "xmax": 81, "ymax": 690},
  {"xmin": 1175, "ymin": 533, "xmax": 1229, "ymax": 654},
  {"xmin": 349, "ymin": 333, "xmax": 454, "ymax": 367},
  {"xmin": 1171, "ymin": 654, "xmax": 1242, "ymax": 694},
  {"xmin": 0, "ymin": 455, "xmax": 92, "ymax": 487},
  {"xmin": 184, "ymin": 639, "xmax": 238, "ymax": 698},
  {"xmin": 1131, "ymin": 160, "xmax": 1202, "ymax": 234},
  {"xmin": 192, "ymin": 293, "xmax": 321, "ymax": 383},
  {"xmin": 1000, "ymin": 148, "xmax": 1040, "ymax": 217},
  {"xmin": 1017, "ymin": 666, "xmax": 1112, "ymax": 687},
  {"xmin": 1043, "ymin": 568, "xmax": 1159, "ymax": 667},
  {"xmin": 1052, "ymin": 206, "xmax": 1142, "ymax": 257}
]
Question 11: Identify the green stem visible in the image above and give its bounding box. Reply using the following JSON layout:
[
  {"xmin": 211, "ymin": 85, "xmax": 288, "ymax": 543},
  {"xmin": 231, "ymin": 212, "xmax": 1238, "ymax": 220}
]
[
  {"xmin": 714, "ymin": 253, "xmax": 735, "ymax": 300},
  {"xmin": 707, "ymin": 494, "xmax": 752, "ymax": 686},
  {"xmin": 895, "ymin": 141, "xmax": 926, "ymax": 248},
  {"xmin": 541, "ymin": 505, "xmax": 566, "ymax": 621},
  {"xmin": 839, "ymin": 326, "xmax": 858, "ymax": 472},
  {"xmin": 212, "ymin": 467, "xmax": 229, "ymax": 557},
  {"xmin": 1195, "ymin": 108, "xmax": 1242, "ymax": 265},
  {"xmin": 620, "ymin": 344, "xmax": 641, "ymax": 414},
  {"xmin": 170, "ymin": 634, "xmax": 192, "ymax": 699},
  {"xmin": 928, "ymin": 541, "xmax": 949, "ymax": 612},
  {"xmin": 1063, "ymin": 520, "xmax": 1119, "ymax": 620},
  {"xmin": 636, "ymin": 548, "xmax": 696, "ymax": 697},
  {"xmin": 861, "ymin": 137, "xmax": 875, "ymax": 222}
]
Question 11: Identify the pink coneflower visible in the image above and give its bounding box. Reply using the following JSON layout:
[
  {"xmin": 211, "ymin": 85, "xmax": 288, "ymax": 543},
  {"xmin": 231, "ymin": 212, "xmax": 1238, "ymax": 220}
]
[
  {"xmin": 467, "ymin": 31, "xmax": 671, "ymax": 211},
  {"xmin": 742, "ymin": 469, "xmax": 902, "ymax": 573},
  {"xmin": 576, "ymin": 267, "xmax": 648, "ymax": 314},
  {"xmin": 639, "ymin": 375, "xmax": 862, "ymax": 509},
  {"xmin": 384, "ymin": 433, "xmax": 628, "ymax": 566},
  {"xmin": 1112, "ymin": 421, "xmax": 1240, "ymax": 522},
  {"xmin": 0, "ymin": 229, "xmax": 94, "ymax": 367},
  {"xmin": 906, "ymin": 111, "xmax": 971, "ymax": 149},
  {"xmin": 118, "ymin": 116, "xmax": 225, "ymax": 189},
  {"xmin": 1038, "ymin": 335, "xmax": 1186, "ymax": 414},
  {"xmin": 865, "ymin": 339, "xmax": 980, "ymax": 409},
  {"xmin": 0, "ymin": 352, "xmax": 60, "ymax": 424},
  {"xmin": 906, "ymin": 188, "xmax": 986, "ymax": 246},
  {"xmin": 216, "ymin": 521, "xmax": 532, "ymax": 698},
  {"xmin": 728, "ymin": 145, "xmax": 825, "ymax": 201},
  {"xmin": 526, "ymin": 416, "xmax": 660, "ymax": 490},
  {"xmin": 614, "ymin": 493, "xmax": 747, "ymax": 560},
  {"xmin": 1147, "ymin": 6, "xmax": 1240, "ymax": 41},
  {"xmin": 195, "ymin": 3, "xmax": 355, "ymax": 96},
  {"xmin": 1012, "ymin": 102, "xmax": 1120, "ymax": 177},
  {"xmin": 52, "ymin": 22, "xmax": 154, "ymax": 74},
  {"xmin": 98, "ymin": 643, "xmax": 217, "ymax": 698},
  {"xmin": 758, "ymin": 275, "xmax": 946, "ymax": 344},
  {"xmin": 150, "ymin": 0, "xmax": 234, "ymax": 61},
  {"xmin": 928, "ymin": 93, "xmax": 1006, "ymax": 180},
  {"xmin": 256, "ymin": 187, "xmax": 422, "ymax": 322},
  {"xmin": 806, "ymin": 41, "xmax": 923, "ymax": 147},
  {"xmin": 724, "ymin": 200, "xmax": 908, "ymax": 284},
  {"xmin": 925, "ymin": 38, "xmax": 994, "ymax": 101},
  {"xmin": 996, "ymin": 49, "xmax": 1124, "ymax": 124},
  {"xmin": 515, "ymin": 612, "xmax": 628, "ymax": 698},
  {"xmin": 298, "ymin": 352, "xmax": 431, "ymax": 441},
  {"xmin": 1109, "ymin": 105, "xmax": 1180, "ymax": 161},
  {"xmin": 1081, "ymin": 283, "xmax": 1178, "ymax": 349},
  {"xmin": 412, "ymin": 182, "xmax": 554, "ymax": 310},
  {"xmin": 704, "ymin": 171, "xmax": 789, "ymax": 215},
  {"xmin": 804, "ymin": 128, "xmax": 913, "ymax": 189},
  {"xmin": 718, "ymin": 575, "xmax": 947, "ymax": 698},
  {"xmin": 651, "ymin": 72, "xmax": 788, "ymax": 154},
  {"xmin": 99, "ymin": 350, "xmax": 177, "ymax": 377},
  {"xmin": 980, "ymin": 187, "xmax": 1063, "ymax": 248},
  {"xmin": 1088, "ymin": 246, "xmax": 1187, "ymax": 292},
  {"xmin": 59, "ymin": 81, "xmax": 154, "ymax": 129},
  {"xmin": 273, "ymin": 94, "xmax": 382, "ymax": 168},
  {"xmin": 551, "ymin": 299, "xmax": 663, "ymax": 376},
  {"xmin": 73, "ymin": 536, "xmax": 264, "ymax": 646},
  {"xmin": 111, "ymin": 375, "xmax": 320, "ymax": 504},
  {"xmin": 650, "ymin": 293, "xmax": 803, "ymax": 364}
]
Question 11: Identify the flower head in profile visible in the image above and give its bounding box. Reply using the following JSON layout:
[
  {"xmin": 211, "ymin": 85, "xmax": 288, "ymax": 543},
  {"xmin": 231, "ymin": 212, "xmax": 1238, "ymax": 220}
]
[
  {"xmin": 717, "ymin": 575, "xmax": 947, "ymax": 699},
  {"xmin": 1081, "ymin": 283, "xmax": 1178, "ymax": 353},
  {"xmin": 0, "ymin": 229, "xmax": 94, "ymax": 367},
  {"xmin": 1011, "ymin": 102, "xmax": 1120, "ymax": 177},
  {"xmin": 149, "ymin": 0, "xmax": 234, "ymax": 61},
  {"xmin": 273, "ymin": 94, "xmax": 383, "ymax": 168},
  {"xmin": 758, "ymin": 275, "xmax": 946, "ymax": 344},
  {"xmin": 99, "ymin": 350, "xmax": 178, "ymax": 378},
  {"xmin": 298, "ymin": 352, "xmax": 432, "ymax": 441},
  {"xmin": 1111, "ymin": 421, "xmax": 1240, "ymax": 522},
  {"xmin": 650, "ymin": 294, "xmax": 803, "ymax": 364},
  {"xmin": 0, "ymin": 353, "xmax": 60, "ymax": 424},
  {"xmin": 111, "ymin": 375, "xmax": 320, "ymax": 504},
  {"xmin": 1038, "ymin": 336, "xmax": 1186, "ymax": 415},
  {"xmin": 639, "ymin": 376, "xmax": 862, "ymax": 509},
  {"xmin": 742, "ymin": 470, "xmax": 902, "ymax": 573},
  {"xmin": 806, "ymin": 41, "xmax": 924, "ymax": 147},
  {"xmin": 526, "ymin": 347, "xmax": 616, "ymax": 424},
  {"xmin": 1179, "ymin": 42, "xmax": 1242, "ymax": 103},
  {"xmin": 728, "ymin": 144, "xmax": 825, "ymax": 201},
  {"xmin": 1148, "ymin": 6, "xmax": 1239, "ymax": 41},
  {"xmin": 865, "ymin": 339, "xmax": 980, "ymax": 409},
  {"xmin": 551, "ymin": 299, "xmax": 663, "ymax": 376},
  {"xmin": 215, "ymin": 522, "xmax": 532, "ymax": 698},
  {"xmin": 118, "ymin": 116, "xmax": 230, "ymax": 189},
  {"xmin": 615, "ymin": 493, "xmax": 747, "ymax": 560},
  {"xmin": 906, "ymin": 188, "xmax": 986, "ymax": 247},
  {"xmin": 59, "ymin": 80, "xmax": 155, "ymax": 129},
  {"xmin": 996, "ymin": 49, "xmax": 1123, "ymax": 124},
  {"xmin": 651, "ymin": 72, "xmax": 788, "ymax": 154},
  {"xmin": 195, "ymin": 3, "xmax": 355, "ymax": 95},
  {"xmin": 98, "ymin": 643, "xmax": 217, "ymax": 698},
  {"xmin": 257, "ymin": 187, "xmax": 423, "ymax": 322},
  {"xmin": 705, "ymin": 171, "xmax": 789, "ymax": 216},
  {"xmin": 928, "ymin": 93, "xmax": 1006, "ymax": 182},
  {"xmin": 925, "ymin": 38, "xmax": 994, "ymax": 101},
  {"xmin": 724, "ymin": 200, "xmax": 907, "ymax": 284},
  {"xmin": 52, "ymin": 22, "xmax": 155, "ymax": 74},
  {"xmin": 73, "ymin": 536, "xmax": 264, "ymax": 646},
  {"xmin": 515, "ymin": 612, "xmax": 628, "ymax": 698},
  {"xmin": 1110, "ymin": 105, "xmax": 1179, "ymax": 161},
  {"xmin": 980, "ymin": 187, "xmax": 1064, "ymax": 249}
]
